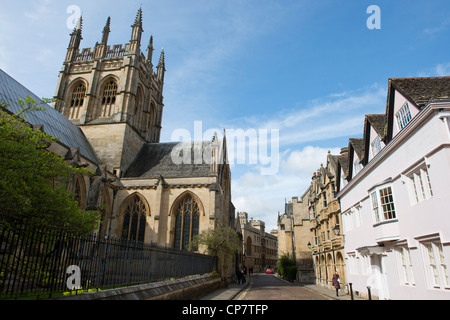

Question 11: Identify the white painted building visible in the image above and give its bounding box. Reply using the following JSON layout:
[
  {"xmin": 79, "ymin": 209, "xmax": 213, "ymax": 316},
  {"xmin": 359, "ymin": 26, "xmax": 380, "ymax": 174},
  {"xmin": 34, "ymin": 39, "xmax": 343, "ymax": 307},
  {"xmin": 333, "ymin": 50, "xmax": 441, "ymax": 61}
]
[{"xmin": 336, "ymin": 77, "xmax": 450, "ymax": 300}]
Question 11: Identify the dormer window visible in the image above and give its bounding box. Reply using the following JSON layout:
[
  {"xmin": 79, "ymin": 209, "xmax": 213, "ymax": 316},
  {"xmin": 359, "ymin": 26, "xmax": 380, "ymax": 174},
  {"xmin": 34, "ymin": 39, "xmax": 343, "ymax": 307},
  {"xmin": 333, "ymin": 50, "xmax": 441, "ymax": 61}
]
[
  {"xmin": 371, "ymin": 135, "xmax": 382, "ymax": 157},
  {"xmin": 396, "ymin": 102, "xmax": 413, "ymax": 131},
  {"xmin": 353, "ymin": 157, "xmax": 362, "ymax": 176}
]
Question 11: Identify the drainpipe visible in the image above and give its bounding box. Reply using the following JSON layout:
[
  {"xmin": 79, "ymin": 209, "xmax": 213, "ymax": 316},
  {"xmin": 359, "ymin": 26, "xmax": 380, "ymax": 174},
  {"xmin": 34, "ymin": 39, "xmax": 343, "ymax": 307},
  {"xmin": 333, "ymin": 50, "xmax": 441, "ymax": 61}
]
[{"xmin": 439, "ymin": 114, "xmax": 450, "ymax": 142}]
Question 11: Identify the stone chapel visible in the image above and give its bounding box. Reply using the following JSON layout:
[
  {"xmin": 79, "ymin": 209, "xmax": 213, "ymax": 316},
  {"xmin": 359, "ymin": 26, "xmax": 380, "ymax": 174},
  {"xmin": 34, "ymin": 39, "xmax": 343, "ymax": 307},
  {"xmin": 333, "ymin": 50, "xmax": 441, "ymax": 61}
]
[{"xmin": 50, "ymin": 9, "xmax": 235, "ymax": 250}]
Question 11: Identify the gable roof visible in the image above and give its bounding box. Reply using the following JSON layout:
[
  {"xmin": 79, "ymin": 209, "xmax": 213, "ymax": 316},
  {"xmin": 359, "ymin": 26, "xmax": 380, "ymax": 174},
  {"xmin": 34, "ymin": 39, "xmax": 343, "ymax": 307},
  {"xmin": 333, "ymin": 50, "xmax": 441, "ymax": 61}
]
[
  {"xmin": 339, "ymin": 76, "xmax": 450, "ymax": 192},
  {"xmin": 366, "ymin": 114, "xmax": 387, "ymax": 140},
  {"xmin": 390, "ymin": 76, "xmax": 450, "ymax": 108},
  {"xmin": 385, "ymin": 76, "xmax": 450, "ymax": 143},
  {"xmin": 349, "ymin": 138, "xmax": 364, "ymax": 162},
  {"xmin": 337, "ymin": 151, "xmax": 349, "ymax": 178},
  {"xmin": 0, "ymin": 69, "xmax": 101, "ymax": 164},
  {"xmin": 123, "ymin": 141, "xmax": 215, "ymax": 179},
  {"xmin": 362, "ymin": 114, "xmax": 387, "ymax": 164}
]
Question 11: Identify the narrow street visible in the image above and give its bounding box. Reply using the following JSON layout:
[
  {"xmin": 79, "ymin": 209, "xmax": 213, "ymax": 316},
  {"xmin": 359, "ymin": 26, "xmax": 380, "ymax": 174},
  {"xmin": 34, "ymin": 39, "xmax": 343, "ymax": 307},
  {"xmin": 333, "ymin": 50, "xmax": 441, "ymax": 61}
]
[{"xmin": 237, "ymin": 274, "xmax": 333, "ymax": 300}]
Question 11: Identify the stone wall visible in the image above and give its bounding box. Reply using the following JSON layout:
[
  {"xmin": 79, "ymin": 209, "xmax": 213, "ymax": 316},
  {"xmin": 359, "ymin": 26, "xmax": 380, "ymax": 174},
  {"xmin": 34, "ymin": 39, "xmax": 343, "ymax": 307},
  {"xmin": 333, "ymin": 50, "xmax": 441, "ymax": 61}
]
[{"xmin": 55, "ymin": 274, "xmax": 221, "ymax": 300}]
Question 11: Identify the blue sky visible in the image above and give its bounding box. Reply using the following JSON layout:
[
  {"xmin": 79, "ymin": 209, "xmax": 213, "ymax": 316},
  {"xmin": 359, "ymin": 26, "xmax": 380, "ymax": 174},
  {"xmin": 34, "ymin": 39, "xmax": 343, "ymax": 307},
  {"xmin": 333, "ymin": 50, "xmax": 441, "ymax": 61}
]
[{"xmin": 1, "ymin": 1, "xmax": 450, "ymax": 231}]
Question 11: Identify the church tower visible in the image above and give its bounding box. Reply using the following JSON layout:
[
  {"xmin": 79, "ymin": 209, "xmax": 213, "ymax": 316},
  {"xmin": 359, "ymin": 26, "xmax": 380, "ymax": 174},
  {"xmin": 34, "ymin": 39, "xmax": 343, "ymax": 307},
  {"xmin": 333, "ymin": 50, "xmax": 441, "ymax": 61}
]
[{"xmin": 53, "ymin": 9, "xmax": 165, "ymax": 177}]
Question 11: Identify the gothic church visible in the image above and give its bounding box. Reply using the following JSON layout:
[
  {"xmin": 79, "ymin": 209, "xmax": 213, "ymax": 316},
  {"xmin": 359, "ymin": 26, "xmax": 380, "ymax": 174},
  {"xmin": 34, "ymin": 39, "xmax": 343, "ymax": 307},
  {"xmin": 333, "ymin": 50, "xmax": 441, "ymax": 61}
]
[{"xmin": 1, "ymin": 9, "xmax": 235, "ymax": 252}]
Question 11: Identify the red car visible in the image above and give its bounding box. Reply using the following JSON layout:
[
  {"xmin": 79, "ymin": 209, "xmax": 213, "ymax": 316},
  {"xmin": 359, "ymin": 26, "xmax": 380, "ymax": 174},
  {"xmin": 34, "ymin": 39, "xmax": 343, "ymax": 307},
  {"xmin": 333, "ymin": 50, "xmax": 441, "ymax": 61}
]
[{"xmin": 265, "ymin": 268, "xmax": 274, "ymax": 274}]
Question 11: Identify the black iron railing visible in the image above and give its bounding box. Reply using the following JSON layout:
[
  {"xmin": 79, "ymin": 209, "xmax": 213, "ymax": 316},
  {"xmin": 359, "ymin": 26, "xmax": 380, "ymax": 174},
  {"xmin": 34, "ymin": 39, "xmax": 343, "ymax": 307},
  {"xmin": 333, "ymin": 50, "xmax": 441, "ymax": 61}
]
[{"xmin": 0, "ymin": 223, "xmax": 217, "ymax": 299}]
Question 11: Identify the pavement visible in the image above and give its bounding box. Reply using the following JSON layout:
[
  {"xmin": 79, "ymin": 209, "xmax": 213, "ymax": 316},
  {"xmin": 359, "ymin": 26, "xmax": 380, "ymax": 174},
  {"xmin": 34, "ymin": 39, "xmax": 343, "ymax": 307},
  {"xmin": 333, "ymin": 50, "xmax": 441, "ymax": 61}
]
[
  {"xmin": 199, "ymin": 276, "xmax": 252, "ymax": 300},
  {"xmin": 200, "ymin": 273, "xmax": 365, "ymax": 301}
]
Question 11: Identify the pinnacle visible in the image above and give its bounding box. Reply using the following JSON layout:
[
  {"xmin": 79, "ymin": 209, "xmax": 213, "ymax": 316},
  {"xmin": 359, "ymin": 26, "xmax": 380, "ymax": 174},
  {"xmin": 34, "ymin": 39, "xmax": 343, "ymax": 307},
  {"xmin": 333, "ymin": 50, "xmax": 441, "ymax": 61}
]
[
  {"xmin": 147, "ymin": 35, "xmax": 154, "ymax": 49},
  {"xmin": 158, "ymin": 48, "xmax": 165, "ymax": 66},
  {"xmin": 74, "ymin": 15, "xmax": 83, "ymax": 32},
  {"xmin": 133, "ymin": 7, "xmax": 143, "ymax": 27},
  {"xmin": 104, "ymin": 16, "xmax": 111, "ymax": 33}
]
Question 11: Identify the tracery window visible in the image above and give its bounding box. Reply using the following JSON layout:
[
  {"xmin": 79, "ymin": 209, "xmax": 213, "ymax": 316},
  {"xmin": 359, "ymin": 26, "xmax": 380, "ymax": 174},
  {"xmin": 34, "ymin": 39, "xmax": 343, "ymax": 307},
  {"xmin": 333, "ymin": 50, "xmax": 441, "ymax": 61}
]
[
  {"xmin": 101, "ymin": 80, "xmax": 118, "ymax": 117},
  {"xmin": 121, "ymin": 195, "xmax": 147, "ymax": 242},
  {"xmin": 173, "ymin": 194, "xmax": 200, "ymax": 250},
  {"xmin": 69, "ymin": 83, "xmax": 86, "ymax": 119}
]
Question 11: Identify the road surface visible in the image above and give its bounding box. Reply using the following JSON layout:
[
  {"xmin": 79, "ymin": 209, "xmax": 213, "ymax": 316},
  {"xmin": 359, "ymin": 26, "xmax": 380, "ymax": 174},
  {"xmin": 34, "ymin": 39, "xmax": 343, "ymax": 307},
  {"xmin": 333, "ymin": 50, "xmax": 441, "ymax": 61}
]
[{"xmin": 237, "ymin": 274, "xmax": 332, "ymax": 300}]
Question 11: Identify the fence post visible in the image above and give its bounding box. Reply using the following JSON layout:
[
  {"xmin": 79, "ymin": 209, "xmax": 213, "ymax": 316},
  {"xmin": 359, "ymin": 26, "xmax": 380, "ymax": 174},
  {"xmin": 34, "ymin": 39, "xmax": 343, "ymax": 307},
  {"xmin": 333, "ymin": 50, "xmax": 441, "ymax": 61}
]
[{"xmin": 349, "ymin": 282, "xmax": 354, "ymax": 300}]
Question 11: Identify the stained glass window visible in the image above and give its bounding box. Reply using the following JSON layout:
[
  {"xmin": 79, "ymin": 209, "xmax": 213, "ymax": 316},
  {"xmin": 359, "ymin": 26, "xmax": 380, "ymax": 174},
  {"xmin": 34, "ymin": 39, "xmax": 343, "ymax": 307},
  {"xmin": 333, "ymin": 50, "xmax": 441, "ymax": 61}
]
[
  {"xmin": 173, "ymin": 194, "xmax": 200, "ymax": 250},
  {"xmin": 121, "ymin": 195, "xmax": 147, "ymax": 242}
]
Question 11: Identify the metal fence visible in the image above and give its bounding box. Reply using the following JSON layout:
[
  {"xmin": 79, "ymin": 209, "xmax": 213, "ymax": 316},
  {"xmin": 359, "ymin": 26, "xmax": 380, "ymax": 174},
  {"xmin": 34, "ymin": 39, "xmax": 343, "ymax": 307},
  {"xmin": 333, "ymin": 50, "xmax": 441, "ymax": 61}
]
[{"xmin": 0, "ymin": 223, "xmax": 217, "ymax": 299}]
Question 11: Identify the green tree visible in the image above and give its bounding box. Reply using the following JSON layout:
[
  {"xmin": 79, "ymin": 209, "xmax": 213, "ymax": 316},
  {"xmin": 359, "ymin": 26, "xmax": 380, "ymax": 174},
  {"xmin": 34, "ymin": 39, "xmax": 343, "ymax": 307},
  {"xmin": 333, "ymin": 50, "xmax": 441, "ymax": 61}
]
[
  {"xmin": 277, "ymin": 253, "xmax": 297, "ymax": 281},
  {"xmin": 0, "ymin": 97, "xmax": 100, "ymax": 234},
  {"xmin": 189, "ymin": 221, "xmax": 240, "ymax": 277}
]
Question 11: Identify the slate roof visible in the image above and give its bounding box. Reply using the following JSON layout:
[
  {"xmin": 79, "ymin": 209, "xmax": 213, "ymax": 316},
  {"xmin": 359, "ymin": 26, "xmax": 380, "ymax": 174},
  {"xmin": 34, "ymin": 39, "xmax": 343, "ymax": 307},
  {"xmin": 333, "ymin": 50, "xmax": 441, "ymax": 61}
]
[
  {"xmin": 390, "ymin": 76, "xmax": 450, "ymax": 108},
  {"xmin": 123, "ymin": 141, "xmax": 214, "ymax": 179},
  {"xmin": 349, "ymin": 138, "xmax": 364, "ymax": 162},
  {"xmin": 0, "ymin": 69, "xmax": 101, "ymax": 164},
  {"xmin": 365, "ymin": 114, "xmax": 387, "ymax": 140},
  {"xmin": 337, "ymin": 152, "xmax": 349, "ymax": 179}
]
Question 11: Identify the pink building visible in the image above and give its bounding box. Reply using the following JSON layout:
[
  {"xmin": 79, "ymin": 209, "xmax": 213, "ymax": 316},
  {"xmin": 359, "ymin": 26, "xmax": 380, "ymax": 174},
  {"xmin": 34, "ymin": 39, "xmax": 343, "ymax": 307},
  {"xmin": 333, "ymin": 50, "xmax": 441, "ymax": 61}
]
[{"xmin": 336, "ymin": 77, "xmax": 450, "ymax": 300}]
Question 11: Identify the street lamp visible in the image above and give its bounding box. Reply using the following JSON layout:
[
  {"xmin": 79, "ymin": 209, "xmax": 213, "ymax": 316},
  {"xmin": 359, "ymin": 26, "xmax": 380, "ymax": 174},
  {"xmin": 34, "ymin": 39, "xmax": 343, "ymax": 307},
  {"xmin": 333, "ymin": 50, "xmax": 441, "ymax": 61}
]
[{"xmin": 332, "ymin": 225, "xmax": 340, "ymax": 236}]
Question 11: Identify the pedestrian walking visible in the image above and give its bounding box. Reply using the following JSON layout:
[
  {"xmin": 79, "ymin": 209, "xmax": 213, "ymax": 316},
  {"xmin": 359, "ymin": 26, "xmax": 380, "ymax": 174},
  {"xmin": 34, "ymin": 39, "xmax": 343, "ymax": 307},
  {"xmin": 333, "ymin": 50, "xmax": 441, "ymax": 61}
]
[
  {"xmin": 332, "ymin": 271, "xmax": 341, "ymax": 297},
  {"xmin": 241, "ymin": 267, "xmax": 246, "ymax": 284},
  {"xmin": 236, "ymin": 269, "xmax": 242, "ymax": 284}
]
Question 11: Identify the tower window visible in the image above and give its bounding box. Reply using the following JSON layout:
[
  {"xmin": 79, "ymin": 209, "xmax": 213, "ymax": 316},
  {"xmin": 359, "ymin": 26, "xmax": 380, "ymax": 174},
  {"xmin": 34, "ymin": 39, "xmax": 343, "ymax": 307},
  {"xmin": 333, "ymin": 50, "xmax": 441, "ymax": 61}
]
[
  {"xmin": 173, "ymin": 194, "xmax": 200, "ymax": 250},
  {"xmin": 101, "ymin": 80, "xmax": 118, "ymax": 117},
  {"xmin": 69, "ymin": 83, "xmax": 86, "ymax": 119}
]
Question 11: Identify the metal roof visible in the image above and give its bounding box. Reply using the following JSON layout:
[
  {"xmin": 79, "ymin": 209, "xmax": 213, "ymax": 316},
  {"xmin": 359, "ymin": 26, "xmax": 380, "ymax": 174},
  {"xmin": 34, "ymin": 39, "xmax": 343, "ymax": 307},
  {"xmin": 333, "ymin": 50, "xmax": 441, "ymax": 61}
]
[{"xmin": 0, "ymin": 69, "xmax": 101, "ymax": 164}]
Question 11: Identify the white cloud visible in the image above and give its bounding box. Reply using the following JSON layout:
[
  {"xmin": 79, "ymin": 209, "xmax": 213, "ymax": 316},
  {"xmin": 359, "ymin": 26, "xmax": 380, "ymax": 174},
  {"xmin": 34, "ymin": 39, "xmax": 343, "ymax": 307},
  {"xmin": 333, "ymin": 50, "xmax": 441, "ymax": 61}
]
[
  {"xmin": 423, "ymin": 19, "xmax": 450, "ymax": 36},
  {"xmin": 24, "ymin": 0, "xmax": 53, "ymax": 22},
  {"xmin": 231, "ymin": 145, "xmax": 343, "ymax": 231},
  {"xmin": 227, "ymin": 84, "xmax": 388, "ymax": 230},
  {"xmin": 417, "ymin": 62, "xmax": 450, "ymax": 77},
  {"xmin": 281, "ymin": 146, "xmax": 342, "ymax": 177},
  {"xmin": 435, "ymin": 63, "xmax": 450, "ymax": 76},
  {"xmin": 223, "ymin": 84, "xmax": 386, "ymax": 148}
]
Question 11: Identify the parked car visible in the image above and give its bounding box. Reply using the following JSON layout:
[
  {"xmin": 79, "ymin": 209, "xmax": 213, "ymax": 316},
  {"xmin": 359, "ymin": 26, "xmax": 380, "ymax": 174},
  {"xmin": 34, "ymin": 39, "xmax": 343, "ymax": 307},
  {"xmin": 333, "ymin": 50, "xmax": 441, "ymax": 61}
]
[{"xmin": 265, "ymin": 268, "xmax": 274, "ymax": 274}]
